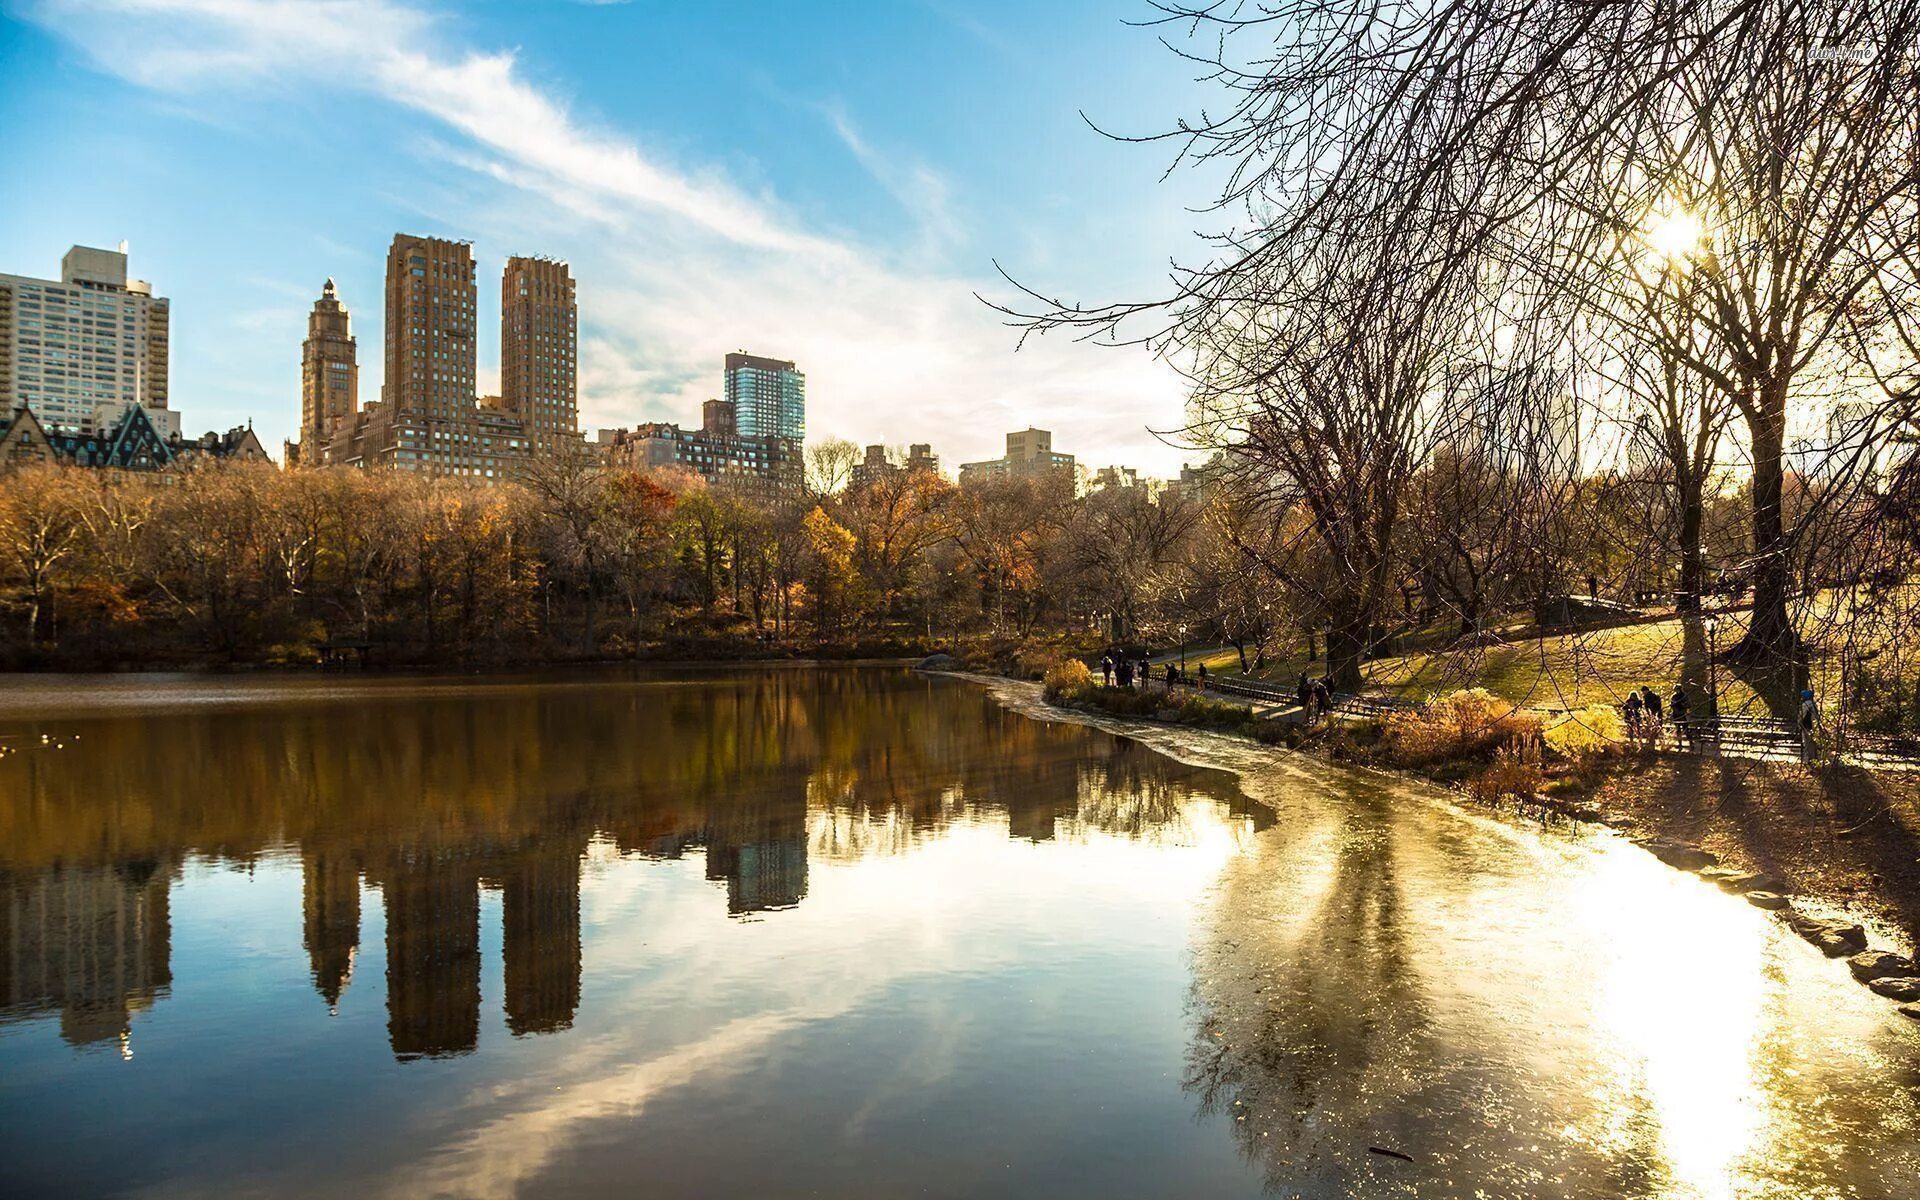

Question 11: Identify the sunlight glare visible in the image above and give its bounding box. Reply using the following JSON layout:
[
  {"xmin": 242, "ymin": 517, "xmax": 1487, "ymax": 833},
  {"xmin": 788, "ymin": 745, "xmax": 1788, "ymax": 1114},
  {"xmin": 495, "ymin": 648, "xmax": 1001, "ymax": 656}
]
[{"xmin": 1644, "ymin": 207, "xmax": 1705, "ymax": 262}]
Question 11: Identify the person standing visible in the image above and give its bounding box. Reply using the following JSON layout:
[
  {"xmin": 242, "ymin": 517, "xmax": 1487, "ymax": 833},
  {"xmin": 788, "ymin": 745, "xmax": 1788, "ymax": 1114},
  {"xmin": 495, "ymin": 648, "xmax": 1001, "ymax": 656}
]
[
  {"xmin": 1313, "ymin": 677, "xmax": 1332, "ymax": 721},
  {"xmin": 1587, "ymin": 573, "xmax": 1599, "ymax": 600},
  {"xmin": 1100, "ymin": 654, "xmax": 1113, "ymax": 687},
  {"xmin": 1798, "ymin": 688, "xmax": 1820, "ymax": 761},
  {"xmin": 1296, "ymin": 673, "xmax": 1312, "ymax": 714},
  {"xmin": 1197, "ymin": 663, "xmax": 1209, "ymax": 691},
  {"xmin": 1117, "ymin": 657, "xmax": 1133, "ymax": 690},
  {"xmin": 1670, "ymin": 684, "xmax": 1692, "ymax": 750},
  {"xmin": 1624, "ymin": 690, "xmax": 1644, "ymax": 740},
  {"xmin": 1642, "ymin": 685, "xmax": 1664, "ymax": 743}
]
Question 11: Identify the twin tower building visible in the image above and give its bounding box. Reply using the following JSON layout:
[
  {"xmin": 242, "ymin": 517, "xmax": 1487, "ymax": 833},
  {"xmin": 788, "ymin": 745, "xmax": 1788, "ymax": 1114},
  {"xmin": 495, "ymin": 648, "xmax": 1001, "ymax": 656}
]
[{"xmin": 291, "ymin": 234, "xmax": 579, "ymax": 476}]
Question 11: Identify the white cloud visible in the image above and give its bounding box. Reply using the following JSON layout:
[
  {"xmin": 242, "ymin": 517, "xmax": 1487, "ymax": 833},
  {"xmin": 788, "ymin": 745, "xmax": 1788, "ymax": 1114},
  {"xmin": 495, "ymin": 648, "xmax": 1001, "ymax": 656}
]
[{"xmin": 22, "ymin": 0, "xmax": 1197, "ymax": 473}]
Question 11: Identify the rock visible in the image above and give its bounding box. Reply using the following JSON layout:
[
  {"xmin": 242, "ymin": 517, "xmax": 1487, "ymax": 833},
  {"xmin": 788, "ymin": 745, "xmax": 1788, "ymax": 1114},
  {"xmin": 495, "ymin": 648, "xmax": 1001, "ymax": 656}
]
[
  {"xmin": 915, "ymin": 653, "xmax": 961, "ymax": 672},
  {"xmin": 1700, "ymin": 867, "xmax": 1782, "ymax": 892},
  {"xmin": 1848, "ymin": 951, "xmax": 1917, "ymax": 982},
  {"xmin": 1785, "ymin": 910, "xmax": 1868, "ymax": 957},
  {"xmin": 1867, "ymin": 977, "xmax": 1920, "ymax": 1002},
  {"xmin": 1745, "ymin": 891, "xmax": 1789, "ymax": 910},
  {"xmin": 1901, "ymin": 1003, "xmax": 1920, "ymax": 1022},
  {"xmin": 1639, "ymin": 840, "xmax": 1718, "ymax": 871}
]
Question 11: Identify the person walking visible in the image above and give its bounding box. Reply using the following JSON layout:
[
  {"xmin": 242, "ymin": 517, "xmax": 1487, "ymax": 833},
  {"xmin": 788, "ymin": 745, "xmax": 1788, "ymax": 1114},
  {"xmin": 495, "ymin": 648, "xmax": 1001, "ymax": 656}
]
[
  {"xmin": 1641, "ymin": 685, "xmax": 1664, "ymax": 743},
  {"xmin": 1313, "ymin": 677, "xmax": 1333, "ymax": 722},
  {"xmin": 1798, "ymin": 688, "xmax": 1820, "ymax": 761},
  {"xmin": 1117, "ymin": 658, "xmax": 1133, "ymax": 690},
  {"xmin": 1623, "ymin": 690, "xmax": 1644, "ymax": 741},
  {"xmin": 1296, "ymin": 673, "xmax": 1312, "ymax": 714},
  {"xmin": 1670, "ymin": 684, "xmax": 1692, "ymax": 750},
  {"xmin": 1100, "ymin": 654, "xmax": 1113, "ymax": 687},
  {"xmin": 1197, "ymin": 663, "xmax": 1209, "ymax": 691},
  {"xmin": 1587, "ymin": 573, "xmax": 1599, "ymax": 600}
]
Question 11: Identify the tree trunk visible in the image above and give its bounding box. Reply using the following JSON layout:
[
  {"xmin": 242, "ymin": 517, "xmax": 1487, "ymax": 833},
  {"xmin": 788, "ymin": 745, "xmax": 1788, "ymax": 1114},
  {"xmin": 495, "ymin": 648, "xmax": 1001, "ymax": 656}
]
[
  {"xmin": 1736, "ymin": 397, "xmax": 1796, "ymax": 662},
  {"xmin": 1676, "ymin": 475, "xmax": 1705, "ymax": 615},
  {"xmin": 1328, "ymin": 617, "xmax": 1368, "ymax": 690}
]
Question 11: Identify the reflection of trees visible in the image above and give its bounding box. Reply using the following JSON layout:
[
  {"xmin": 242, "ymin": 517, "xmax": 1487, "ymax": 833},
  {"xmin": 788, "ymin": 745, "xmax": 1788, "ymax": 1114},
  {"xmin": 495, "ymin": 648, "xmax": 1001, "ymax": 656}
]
[
  {"xmin": 0, "ymin": 670, "xmax": 1263, "ymax": 1059},
  {"xmin": 1184, "ymin": 784, "xmax": 1434, "ymax": 1195}
]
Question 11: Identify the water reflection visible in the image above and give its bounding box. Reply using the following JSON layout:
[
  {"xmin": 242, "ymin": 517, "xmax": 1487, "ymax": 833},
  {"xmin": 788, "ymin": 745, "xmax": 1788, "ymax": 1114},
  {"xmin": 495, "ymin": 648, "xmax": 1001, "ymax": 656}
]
[
  {"xmin": 1179, "ymin": 753, "xmax": 1920, "ymax": 1199},
  {"xmin": 0, "ymin": 669, "xmax": 1260, "ymax": 1063}
]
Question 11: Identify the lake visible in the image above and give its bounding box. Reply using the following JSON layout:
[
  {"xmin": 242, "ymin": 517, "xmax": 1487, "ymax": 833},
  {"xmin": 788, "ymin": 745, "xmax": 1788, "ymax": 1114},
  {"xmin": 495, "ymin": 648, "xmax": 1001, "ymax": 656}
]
[{"xmin": 1, "ymin": 665, "xmax": 1917, "ymax": 1198}]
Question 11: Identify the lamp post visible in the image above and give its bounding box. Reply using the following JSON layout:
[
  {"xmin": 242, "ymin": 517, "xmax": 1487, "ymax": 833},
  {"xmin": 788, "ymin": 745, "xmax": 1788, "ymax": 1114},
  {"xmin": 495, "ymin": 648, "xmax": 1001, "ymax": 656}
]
[
  {"xmin": 1704, "ymin": 611, "xmax": 1720, "ymax": 738},
  {"xmin": 1179, "ymin": 625, "xmax": 1188, "ymax": 673}
]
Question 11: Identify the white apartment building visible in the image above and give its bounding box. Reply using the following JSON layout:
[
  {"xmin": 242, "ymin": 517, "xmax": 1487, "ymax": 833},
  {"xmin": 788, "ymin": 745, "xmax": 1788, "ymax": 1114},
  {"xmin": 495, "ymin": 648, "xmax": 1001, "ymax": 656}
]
[{"xmin": 0, "ymin": 244, "xmax": 171, "ymax": 433}]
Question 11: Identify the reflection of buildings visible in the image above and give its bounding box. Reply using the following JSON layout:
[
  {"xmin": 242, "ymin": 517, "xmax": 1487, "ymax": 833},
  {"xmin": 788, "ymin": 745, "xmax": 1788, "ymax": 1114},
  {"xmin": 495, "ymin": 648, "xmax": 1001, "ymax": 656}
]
[
  {"xmin": 377, "ymin": 848, "xmax": 482, "ymax": 1061},
  {"xmin": 502, "ymin": 847, "xmax": 582, "ymax": 1036},
  {"xmin": 0, "ymin": 668, "xmax": 1265, "ymax": 1061},
  {"xmin": 0, "ymin": 862, "xmax": 172, "ymax": 1049},
  {"xmin": 303, "ymin": 849, "xmax": 360, "ymax": 1010},
  {"xmin": 706, "ymin": 824, "xmax": 810, "ymax": 915}
]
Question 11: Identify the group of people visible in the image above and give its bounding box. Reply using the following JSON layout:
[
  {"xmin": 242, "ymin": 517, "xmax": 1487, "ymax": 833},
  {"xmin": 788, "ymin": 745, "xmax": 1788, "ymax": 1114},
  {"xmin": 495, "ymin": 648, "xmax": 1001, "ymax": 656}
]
[
  {"xmin": 1099, "ymin": 653, "xmax": 1210, "ymax": 692},
  {"xmin": 1622, "ymin": 683, "xmax": 1691, "ymax": 744},
  {"xmin": 1622, "ymin": 683, "xmax": 1822, "ymax": 758}
]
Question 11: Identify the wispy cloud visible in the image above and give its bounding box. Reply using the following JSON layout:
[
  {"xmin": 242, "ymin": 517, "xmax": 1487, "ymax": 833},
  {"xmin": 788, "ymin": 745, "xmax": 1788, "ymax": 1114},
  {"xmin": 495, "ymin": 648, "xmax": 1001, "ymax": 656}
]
[{"xmin": 20, "ymin": 0, "xmax": 1193, "ymax": 472}]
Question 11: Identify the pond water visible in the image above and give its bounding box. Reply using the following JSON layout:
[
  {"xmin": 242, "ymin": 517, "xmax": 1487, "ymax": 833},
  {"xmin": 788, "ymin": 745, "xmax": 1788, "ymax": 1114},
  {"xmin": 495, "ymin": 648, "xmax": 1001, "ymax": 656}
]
[{"xmin": 0, "ymin": 666, "xmax": 1916, "ymax": 1199}]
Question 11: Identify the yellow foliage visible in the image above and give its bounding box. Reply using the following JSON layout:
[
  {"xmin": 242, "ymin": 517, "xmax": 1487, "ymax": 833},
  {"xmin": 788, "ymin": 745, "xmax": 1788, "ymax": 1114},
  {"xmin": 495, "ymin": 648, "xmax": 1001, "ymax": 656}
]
[
  {"xmin": 1042, "ymin": 658, "xmax": 1093, "ymax": 702},
  {"xmin": 1385, "ymin": 688, "xmax": 1542, "ymax": 766},
  {"xmin": 1543, "ymin": 705, "xmax": 1626, "ymax": 759}
]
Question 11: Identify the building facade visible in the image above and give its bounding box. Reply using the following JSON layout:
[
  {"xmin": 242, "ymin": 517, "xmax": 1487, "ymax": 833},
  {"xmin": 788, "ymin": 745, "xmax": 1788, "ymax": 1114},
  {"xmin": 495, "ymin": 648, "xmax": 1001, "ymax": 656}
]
[
  {"xmin": 850, "ymin": 442, "xmax": 940, "ymax": 489},
  {"xmin": 501, "ymin": 257, "xmax": 578, "ymax": 457},
  {"xmin": 724, "ymin": 351, "xmax": 805, "ymax": 443},
  {"xmin": 0, "ymin": 403, "xmax": 268, "ymax": 473},
  {"xmin": 958, "ymin": 428, "xmax": 1075, "ymax": 487},
  {"xmin": 0, "ymin": 244, "xmax": 170, "ymax": 433},
  {"xmin": 303, "ymin": 234, "xmax": 575, "ymax": 479},
  {"xmin": 597, "ymin": 398, "xmax": 800, "ymax": 496},
  {"xmin": 299, "ymin": 278, "xmax": 358, "ymax": 457}
]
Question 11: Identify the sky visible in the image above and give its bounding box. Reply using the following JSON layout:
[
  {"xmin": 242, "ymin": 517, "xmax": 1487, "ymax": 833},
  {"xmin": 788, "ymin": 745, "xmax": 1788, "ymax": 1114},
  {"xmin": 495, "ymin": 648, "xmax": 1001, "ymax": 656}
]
[{"xmin": 0, "ymin": 0, "xmax": 1230, "ymax": 475}]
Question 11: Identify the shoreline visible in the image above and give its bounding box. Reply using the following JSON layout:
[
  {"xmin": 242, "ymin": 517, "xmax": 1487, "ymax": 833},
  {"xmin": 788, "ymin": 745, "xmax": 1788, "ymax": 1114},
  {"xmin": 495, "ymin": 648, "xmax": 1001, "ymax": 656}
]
[{"xmin": 941, "ymin": 667, "xmax": 1920, "ymax": 1018}]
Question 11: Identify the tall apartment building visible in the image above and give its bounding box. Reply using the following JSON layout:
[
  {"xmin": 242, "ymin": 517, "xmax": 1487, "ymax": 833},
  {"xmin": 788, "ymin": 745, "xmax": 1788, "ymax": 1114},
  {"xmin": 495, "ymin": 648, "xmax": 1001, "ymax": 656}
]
[
  {"xmin": 501, "ymin": 257, "xmax": 578, "ymax": 457},
  {"xmin": 299, "ymin": 278, "xmax": 358, "ymax": 454},
  {"xmin": 958, "ymin": 428, "xmax": 1076, "ymax": 487},
  {"xmin": 724, "ymin": 352, "xmax": 805, "ymax": 443},
  {"xmin": 0, "ymin": 244, "xmax": 171, "ymax": 434},
  {"xmin": 384, "ymin": 234, "xmax": 477, "ymax": 426},
  {"xmin": 312, "ymin": 233, "xmax": 579, "ymax": 478}
]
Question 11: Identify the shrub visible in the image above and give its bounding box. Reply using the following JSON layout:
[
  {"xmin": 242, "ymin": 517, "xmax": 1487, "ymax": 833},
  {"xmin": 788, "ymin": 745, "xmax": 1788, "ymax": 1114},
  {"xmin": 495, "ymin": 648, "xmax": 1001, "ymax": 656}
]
[
  {"xmin": 1016, "ymin": 645, "xmax": 1069, "ymax": 681},
  {"xmin": 1466, "ymin": 736, "xmax": 1546, "ymax": 804},
  {"xmin": 1543, "ymin": 705, "xmax": 1626, "ymax": 759},
  {"xmin": 1043, "ymin": 658, "xmax": 1093, "ymax": 703},
  {"xmin": 1383, "ymin": 688, "xmax": 1541, "ymax": 767}
]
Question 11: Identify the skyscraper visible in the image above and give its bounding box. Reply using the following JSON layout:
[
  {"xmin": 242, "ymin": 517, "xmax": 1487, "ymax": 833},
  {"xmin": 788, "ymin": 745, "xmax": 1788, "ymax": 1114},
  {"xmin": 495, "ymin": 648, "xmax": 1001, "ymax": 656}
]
[
  {"xmin": 0, "ymin": 244, "xmax": 171, "ymax": 434},
  {"xmin": 299, "ymin": 279, "xmax": 358, "ymax": 455},
  {"xmin": 384, "ymin": 234, "xmax": 476, "ymax": 427},
  {"xmin": 500, "ymin": 257, "xmax": 578, "ymax": 457},
  {"xmin": 723, "ymin": 351, "xmax": 805, "ymax": 443}
]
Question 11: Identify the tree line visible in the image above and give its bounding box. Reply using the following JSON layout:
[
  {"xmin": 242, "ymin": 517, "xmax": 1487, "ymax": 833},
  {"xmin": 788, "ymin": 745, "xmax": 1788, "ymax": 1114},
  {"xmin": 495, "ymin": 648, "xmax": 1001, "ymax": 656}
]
[{"xmin": 993, "ymin": 0, "xmax": 1920, "ymax": 713}]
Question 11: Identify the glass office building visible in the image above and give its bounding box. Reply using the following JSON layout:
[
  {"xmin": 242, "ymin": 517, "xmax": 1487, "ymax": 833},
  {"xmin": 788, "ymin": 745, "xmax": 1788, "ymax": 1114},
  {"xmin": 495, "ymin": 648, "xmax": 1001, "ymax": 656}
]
[{"xmin": 723, "ymin": 352, "xmax": 805, "ymax": 443}]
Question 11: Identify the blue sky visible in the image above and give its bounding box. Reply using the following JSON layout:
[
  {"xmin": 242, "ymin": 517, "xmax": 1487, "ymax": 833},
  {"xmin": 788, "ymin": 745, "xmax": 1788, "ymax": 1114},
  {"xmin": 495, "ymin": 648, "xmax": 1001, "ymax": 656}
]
[{"xmin": 0, "ymin": 0, "xmax": 1227, "ymax": 473}]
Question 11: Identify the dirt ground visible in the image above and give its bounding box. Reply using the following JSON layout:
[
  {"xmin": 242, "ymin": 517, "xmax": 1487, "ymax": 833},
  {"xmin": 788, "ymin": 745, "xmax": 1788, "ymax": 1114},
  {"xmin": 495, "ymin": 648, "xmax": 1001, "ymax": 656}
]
[{"xmin": 1584, "ymin": 753, "xmax": 1920, "ymax": 951}]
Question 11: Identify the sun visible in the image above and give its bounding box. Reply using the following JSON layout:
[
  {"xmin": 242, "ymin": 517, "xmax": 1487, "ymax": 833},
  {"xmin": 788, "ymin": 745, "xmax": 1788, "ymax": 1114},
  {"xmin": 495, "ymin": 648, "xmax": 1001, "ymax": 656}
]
[{"xmin": 1644, "ymin": 207, "xmax": 1706, "ymax": 262}]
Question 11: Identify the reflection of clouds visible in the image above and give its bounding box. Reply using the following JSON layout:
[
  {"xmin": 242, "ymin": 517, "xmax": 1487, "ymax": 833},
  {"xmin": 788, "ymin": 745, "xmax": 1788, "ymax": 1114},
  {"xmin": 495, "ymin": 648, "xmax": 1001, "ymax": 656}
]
[
  {"xmin": 390, "ymin": 816, "xmax": 1250, "ymax": 1197},
  {"xmin": 395, "ymin": 999, "xmax": 869, "ymax": 1200}
]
